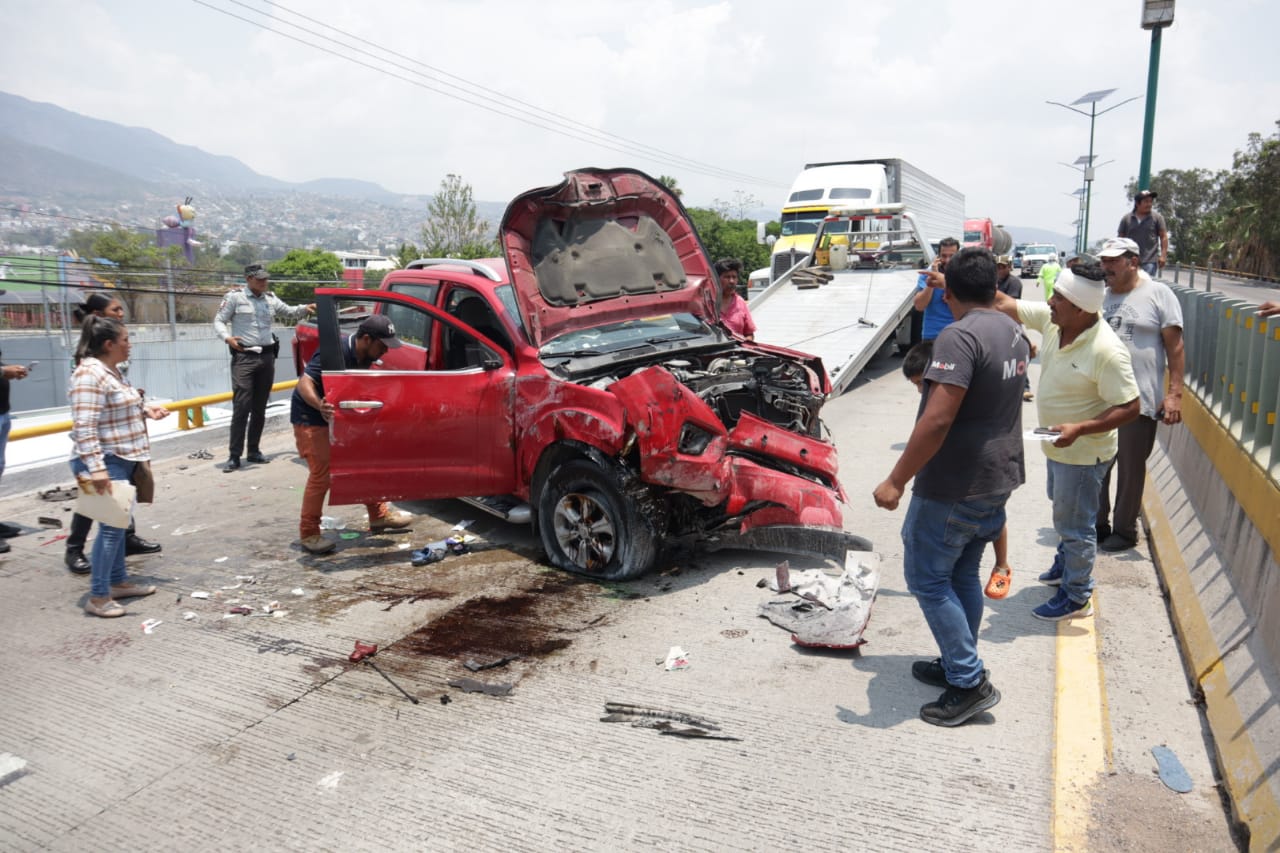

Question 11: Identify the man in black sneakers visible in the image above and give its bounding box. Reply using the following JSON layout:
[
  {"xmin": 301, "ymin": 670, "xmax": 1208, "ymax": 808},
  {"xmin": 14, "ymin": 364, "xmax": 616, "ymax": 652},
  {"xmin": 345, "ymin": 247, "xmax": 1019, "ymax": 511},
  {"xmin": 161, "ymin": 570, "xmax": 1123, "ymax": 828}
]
[{"xmin": 874, "ymin": 247, "xmax": 1029, "ymax": 726}]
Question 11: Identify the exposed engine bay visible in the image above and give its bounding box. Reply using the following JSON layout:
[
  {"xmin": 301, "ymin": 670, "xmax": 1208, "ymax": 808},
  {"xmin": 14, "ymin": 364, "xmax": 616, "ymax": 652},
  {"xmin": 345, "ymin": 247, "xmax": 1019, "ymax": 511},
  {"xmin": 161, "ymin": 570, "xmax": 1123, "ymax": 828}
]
[{"xmin": 581, "ymin": 349, "xmax": 826, "ymax": 438}]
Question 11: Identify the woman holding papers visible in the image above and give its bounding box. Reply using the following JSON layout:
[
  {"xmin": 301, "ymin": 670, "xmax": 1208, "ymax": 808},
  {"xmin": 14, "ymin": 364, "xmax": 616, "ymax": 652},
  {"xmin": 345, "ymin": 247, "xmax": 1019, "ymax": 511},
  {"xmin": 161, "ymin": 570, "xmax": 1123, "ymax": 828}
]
[{"xmin": 68, "ymin": 317, "xmax": 170, "ymax": 618}]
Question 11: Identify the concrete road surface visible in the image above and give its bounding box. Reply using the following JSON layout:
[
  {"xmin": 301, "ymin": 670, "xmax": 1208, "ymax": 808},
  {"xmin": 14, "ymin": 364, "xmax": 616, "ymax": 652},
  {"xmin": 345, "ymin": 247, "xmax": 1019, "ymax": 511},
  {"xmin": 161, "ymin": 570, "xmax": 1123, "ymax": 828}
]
[{"xmin": 0, "ymin": 318, "xmax": 1243, "ymax": 851}]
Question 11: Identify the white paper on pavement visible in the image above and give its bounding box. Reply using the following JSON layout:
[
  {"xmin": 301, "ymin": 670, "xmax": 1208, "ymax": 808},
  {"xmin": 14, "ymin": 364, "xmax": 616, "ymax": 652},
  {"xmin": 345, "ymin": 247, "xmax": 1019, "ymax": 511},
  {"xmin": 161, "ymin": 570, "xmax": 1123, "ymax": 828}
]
[{"xmin": 74, "ymin": 480, "xmax": 135, "ymax": 528}]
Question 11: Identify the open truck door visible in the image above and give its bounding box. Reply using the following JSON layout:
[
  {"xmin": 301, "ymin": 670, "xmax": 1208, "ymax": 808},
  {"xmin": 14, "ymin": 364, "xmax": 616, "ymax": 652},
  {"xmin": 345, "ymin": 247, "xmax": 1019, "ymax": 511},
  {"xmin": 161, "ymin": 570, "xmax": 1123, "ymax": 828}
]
[{"xmin": 313, "ymin": 290, "xmax": 519, "ymax": 505}]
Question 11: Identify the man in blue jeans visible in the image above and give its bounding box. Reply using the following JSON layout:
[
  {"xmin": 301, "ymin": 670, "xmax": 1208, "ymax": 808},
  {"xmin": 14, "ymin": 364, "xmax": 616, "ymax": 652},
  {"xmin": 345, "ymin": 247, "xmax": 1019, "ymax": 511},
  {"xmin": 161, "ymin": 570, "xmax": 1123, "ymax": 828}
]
[
  {"xmin": 993, "ymin": 265, "xmax": 1140, "ymax": 620},
  {"xmin": 875, "ymin": 247, "xmax": 1030, "ymax": 727}
]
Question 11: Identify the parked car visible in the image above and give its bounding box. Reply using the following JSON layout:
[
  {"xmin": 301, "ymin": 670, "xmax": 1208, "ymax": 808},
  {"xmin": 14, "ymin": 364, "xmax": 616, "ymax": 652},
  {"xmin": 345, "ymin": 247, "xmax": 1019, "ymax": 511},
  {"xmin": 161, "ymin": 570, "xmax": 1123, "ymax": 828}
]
[{"xmin": 295, "ymin": 168, "xmax": 868, "ymax": 581}]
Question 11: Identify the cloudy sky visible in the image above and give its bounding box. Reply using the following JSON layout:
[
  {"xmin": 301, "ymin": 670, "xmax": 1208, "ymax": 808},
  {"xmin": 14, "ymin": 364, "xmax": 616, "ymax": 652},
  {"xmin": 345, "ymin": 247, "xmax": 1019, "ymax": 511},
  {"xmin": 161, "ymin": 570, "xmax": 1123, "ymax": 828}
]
[{"xmin": 3, "ymin": 0, "xmax": 1277, "ymax": 244}]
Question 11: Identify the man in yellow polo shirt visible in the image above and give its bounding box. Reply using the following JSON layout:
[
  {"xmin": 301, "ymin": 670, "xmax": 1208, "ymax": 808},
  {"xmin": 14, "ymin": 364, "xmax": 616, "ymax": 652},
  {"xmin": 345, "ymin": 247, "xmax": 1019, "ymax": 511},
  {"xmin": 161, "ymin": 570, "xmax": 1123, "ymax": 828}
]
[{"xmin": 993, "ymin": 263, "xmax": 1139, "ymax": 620}]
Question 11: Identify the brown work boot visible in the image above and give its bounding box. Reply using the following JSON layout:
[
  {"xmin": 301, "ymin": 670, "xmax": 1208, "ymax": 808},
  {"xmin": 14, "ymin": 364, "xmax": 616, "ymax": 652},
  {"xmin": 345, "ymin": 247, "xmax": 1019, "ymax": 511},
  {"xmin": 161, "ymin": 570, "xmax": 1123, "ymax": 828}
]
[
  {"xmin": 369, "ymin": 511, "xmax": 413, "ymax": 533},
  {"xmin": 300, "ymin": 535, "xmax": 336, "ymax": 554}
]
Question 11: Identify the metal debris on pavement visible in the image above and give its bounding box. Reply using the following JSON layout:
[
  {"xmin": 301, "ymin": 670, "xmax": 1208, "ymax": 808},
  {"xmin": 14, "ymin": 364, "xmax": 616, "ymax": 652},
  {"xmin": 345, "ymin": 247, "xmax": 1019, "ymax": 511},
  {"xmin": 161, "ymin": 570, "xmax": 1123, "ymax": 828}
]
[
  {"xmin": 463, "ymin": 655, "xmax": 520, "ymax": 672},
  {"xmin": 37, "ymin": 516, "xmax": 62, "ymax": 528},
  {"xmin": 446, "ymin": 678, "xmax": 513, "ymax": 696},
  {"xmin": 600, "ymin": 702, "xmax": 737, "ymax": 740}
]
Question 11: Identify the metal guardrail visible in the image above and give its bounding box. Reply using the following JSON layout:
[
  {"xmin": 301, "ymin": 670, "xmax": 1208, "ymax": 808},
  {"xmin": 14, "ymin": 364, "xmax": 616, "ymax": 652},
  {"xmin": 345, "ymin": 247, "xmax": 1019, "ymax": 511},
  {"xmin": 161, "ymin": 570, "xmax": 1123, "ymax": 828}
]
[
  {"xmin": 1170, "ymin": 261, "xmax": 1278, "ymax": 291},
  {"xmin": 8, "ymin": 379, "xmax": 299, "ymax": 441},
  {"xmin": 1169, "ymin": 283, "xmax": 1279, "ymax": 485}
]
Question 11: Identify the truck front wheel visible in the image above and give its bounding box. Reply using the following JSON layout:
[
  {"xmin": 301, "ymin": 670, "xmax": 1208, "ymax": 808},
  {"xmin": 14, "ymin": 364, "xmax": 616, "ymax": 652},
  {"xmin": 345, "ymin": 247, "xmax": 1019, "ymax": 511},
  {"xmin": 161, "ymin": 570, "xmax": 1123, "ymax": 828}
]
[{"xmin": 537, "ymin": 459, "xmax": 660, "ymax": 581}]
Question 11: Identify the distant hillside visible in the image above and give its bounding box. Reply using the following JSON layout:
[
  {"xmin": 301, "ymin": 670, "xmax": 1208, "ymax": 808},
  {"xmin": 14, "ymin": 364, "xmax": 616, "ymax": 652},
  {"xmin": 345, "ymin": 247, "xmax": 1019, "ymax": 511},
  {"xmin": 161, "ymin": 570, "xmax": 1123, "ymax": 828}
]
[
  {"xmin": 1004, "ymin": 225, "xmax": 1075, "ymax": 250},
  {"xmin": 0, "ymin": 91, "xmax": 287, "ymax": 191},
  {"xmin": 297, "ymin": 177, "xmax": 400, "ymax": 202},
  {"xmin": 0, "ymin": 134, "xmax": 157, "ymax": 200}
]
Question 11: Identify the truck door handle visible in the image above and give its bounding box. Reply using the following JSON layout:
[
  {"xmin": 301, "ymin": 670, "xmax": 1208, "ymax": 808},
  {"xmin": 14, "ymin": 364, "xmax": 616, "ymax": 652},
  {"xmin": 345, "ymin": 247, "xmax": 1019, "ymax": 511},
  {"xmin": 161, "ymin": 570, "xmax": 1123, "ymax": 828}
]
[{"xmin": 338, "ymin": 400, "xmax": 384, "ymax": 409}]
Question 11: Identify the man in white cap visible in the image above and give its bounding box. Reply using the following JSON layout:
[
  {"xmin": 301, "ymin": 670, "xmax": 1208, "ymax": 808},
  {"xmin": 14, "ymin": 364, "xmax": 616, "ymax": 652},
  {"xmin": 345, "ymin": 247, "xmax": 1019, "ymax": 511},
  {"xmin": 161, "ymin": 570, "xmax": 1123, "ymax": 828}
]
[
  {"xmin": 1118, "ymin": 190, "xmax": 1168, "ymax": 277},
  {"xmin": 992, "ymin": 264, "xmax": 1139, "ymax": 620},
  {"xmin": 1095, "ymin": 236, "xmax": 1184, "ymax": 552}
]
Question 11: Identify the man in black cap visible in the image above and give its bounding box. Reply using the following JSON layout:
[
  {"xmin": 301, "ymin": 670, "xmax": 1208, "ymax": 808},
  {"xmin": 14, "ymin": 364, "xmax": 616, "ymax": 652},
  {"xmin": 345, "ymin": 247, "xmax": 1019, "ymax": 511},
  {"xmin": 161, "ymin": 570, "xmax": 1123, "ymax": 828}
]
[
  {"xmin": 1117, "ymin": 190, "xmax": 1168, "ymax": 277},
  {"xmin": 289, "ymin": 314, "xmax": 413, "ymax": 554},
  {"xmin": 212, "ymin": 263, "xmax": 315, "ymax": 471}
]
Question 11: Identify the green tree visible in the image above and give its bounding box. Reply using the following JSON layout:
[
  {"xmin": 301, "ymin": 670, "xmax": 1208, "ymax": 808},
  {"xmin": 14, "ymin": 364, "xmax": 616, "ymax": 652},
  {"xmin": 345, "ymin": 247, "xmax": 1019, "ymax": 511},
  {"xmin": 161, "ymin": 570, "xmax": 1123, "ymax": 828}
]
[
  {"xmin": 395, "ymin": 242, "xmax": 422, "ymax": 268},
  {"xmin": 421, "ymin": 174, "xmax": 497, "ymax": 259},
  {"xmin": 1125, "ymin": 169, "xmax": 1223, "ymax": 264},
  {"xmin": 658, "ymin": 175, "xmax": 684, "ymax": 198},
  {"xmin": 687, "ymin": 207, "xmax": 773, "ymax": 275},
  {"xmin": 1211, "ymin": 120, "xmax": 1280, "ymax": 278},
  {"xmin": 268, "ymin": 248, "xmax": 343, "ymax": 305}
]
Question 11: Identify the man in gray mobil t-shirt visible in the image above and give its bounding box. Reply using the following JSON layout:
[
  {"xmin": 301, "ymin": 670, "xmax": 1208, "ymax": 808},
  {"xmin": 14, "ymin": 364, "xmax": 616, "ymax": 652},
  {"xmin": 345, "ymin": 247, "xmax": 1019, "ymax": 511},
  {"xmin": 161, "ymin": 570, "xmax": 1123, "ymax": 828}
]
[{"xmin": 874, "ymin": 247, "xmax": 1030, "ymax": 727}]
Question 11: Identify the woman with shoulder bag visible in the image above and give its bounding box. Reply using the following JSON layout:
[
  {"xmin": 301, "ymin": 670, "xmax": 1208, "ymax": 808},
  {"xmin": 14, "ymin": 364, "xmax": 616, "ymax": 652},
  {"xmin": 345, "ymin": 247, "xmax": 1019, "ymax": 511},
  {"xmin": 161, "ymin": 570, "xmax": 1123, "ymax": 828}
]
[
  {"xmin": 64, "ymin": 294, "xmax": 163, "ymax": 573},
  {"xmin": 69, "ymin": 317, "xmax": 170, "ymax": 618}
]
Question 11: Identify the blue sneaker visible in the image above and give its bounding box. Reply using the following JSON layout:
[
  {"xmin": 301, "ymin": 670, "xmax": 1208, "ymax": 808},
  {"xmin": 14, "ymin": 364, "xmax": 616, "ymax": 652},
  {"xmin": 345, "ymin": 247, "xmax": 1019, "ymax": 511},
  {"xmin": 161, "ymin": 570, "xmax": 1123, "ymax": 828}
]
[
  {"xmin": 1037, "ymin": 565, "xmax": 1064, "ymax": 586},
  {"xmin": 1033, "ymin": 592, "xmax": 1093, "ymax": 621}
]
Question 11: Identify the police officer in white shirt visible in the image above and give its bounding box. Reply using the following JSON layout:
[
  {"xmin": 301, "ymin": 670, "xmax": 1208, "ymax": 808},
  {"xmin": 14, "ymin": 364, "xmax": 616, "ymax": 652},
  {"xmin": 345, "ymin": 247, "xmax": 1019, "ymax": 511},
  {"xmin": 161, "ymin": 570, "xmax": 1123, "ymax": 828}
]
[{"xmin": 212, "ymin": 263, "xmax": 314, "ymax": 471}]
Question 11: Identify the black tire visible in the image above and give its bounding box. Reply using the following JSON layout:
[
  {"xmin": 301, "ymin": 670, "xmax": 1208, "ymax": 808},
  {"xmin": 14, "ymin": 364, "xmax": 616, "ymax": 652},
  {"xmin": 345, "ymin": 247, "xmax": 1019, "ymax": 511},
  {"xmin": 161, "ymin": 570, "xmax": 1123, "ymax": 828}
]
[{"xmin": 537, "ymin": 458, "xmax": 660, "ymax": 581}]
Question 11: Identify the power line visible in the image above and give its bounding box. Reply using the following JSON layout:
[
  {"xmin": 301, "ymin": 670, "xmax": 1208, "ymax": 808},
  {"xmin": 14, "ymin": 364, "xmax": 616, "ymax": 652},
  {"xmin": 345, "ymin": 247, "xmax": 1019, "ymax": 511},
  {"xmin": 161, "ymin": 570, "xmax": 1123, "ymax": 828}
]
[
  {"xmin": 190, "ymin": 0, "xmax": 786, "ymax": 189},
  {"xmin": 252, "ymin": 0, "xmax": 779, "ymax": 188}
]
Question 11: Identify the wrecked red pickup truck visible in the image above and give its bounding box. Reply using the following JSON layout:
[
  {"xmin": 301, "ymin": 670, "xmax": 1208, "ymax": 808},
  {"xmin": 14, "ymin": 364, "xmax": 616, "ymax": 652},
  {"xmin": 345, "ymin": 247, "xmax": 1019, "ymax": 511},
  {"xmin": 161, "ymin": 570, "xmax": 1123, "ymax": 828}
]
[{"xmin": 294, "ymin": 168, "xmax": 869, "ymax": 580}]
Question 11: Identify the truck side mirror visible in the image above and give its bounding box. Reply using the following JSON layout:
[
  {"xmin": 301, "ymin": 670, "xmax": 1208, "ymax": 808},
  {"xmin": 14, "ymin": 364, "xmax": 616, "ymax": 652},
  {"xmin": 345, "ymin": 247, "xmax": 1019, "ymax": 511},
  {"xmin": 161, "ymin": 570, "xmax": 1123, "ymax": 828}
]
[{"xmin": 756, "ymin": 222, "xmax": 767, "ymax": 245}]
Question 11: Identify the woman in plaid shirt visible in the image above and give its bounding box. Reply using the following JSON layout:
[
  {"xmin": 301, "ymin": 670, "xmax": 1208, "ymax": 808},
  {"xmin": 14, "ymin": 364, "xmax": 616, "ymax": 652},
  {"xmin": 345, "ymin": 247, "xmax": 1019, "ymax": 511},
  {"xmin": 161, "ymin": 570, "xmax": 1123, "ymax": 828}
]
[{"xmin": 69, "ymin": 318, "xmax": 171, "ymax": 618}]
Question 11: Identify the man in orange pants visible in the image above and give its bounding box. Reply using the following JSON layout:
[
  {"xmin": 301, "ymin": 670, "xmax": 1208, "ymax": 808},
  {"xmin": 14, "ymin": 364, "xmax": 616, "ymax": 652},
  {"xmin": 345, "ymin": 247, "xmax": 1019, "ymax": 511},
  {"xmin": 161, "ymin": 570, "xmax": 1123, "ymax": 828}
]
[{"xmin": 290, "ymin": 315, "xmax": 412, "ymax": 554}]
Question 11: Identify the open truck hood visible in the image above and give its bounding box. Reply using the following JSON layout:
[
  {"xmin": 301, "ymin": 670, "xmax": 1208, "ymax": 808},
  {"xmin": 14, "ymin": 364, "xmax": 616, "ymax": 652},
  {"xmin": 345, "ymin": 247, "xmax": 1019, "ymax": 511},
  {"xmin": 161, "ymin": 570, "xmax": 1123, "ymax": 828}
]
[{"xmin": 501, "ymin": 168, "xmax": 719, "ymax": 348}]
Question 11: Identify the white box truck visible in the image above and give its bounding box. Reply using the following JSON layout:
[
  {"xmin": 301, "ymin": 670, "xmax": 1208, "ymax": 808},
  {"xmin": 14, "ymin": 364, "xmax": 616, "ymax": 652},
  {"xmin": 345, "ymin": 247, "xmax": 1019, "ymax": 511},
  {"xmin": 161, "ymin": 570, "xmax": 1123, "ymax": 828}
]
[{"xmin": 767, "ymin": 158, "xmax": 965, "ymax": 283}]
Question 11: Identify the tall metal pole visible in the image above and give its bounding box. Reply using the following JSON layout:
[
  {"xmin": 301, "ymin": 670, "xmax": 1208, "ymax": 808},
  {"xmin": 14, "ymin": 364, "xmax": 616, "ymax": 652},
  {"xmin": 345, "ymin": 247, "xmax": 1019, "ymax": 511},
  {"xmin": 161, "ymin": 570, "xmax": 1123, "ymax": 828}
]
[
  {"xmin": 1083, "ymin": 105, "xmax": 1097, "ymax": 253},
  {"xmin": 1138, "ymin": 25, "xmax": 1163, "ymax": 189}
]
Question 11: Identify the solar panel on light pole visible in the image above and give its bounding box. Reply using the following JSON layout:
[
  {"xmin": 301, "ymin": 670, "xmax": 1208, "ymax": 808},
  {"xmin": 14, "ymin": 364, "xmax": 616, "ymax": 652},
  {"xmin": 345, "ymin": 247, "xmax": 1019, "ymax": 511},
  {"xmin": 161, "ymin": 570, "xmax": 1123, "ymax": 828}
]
[{"xmin": 1047, "ymin": 91, "xmax": 1140, "ymax": 253}]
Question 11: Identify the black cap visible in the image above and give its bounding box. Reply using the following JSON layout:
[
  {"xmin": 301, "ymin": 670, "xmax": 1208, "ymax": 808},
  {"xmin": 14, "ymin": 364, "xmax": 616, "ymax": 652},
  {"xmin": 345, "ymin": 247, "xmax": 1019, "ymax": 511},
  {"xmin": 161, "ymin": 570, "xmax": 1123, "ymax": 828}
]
[
  {"xmin": 1133, "ymin": 190, "xmax": 1158, "ymax": 201},
  {"xmin": 244, "ymin": 263, "xmax": 269, "ymax": 280},
  {"xmin": 356, "ymin": 314, "xmax": 402, "ymax": 348}
]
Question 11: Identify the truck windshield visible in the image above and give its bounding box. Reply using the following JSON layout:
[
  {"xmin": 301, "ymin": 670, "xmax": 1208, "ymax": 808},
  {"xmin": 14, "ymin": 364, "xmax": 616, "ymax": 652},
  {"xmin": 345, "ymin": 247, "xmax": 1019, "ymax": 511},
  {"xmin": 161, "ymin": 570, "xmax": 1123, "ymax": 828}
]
[
  {"xmin": 780, "ymin": 212, "xmax": 825, "ymax": 236},
  {"xmin": 963, "ymin": 230, "xmax": 983, "ymax": 243}
]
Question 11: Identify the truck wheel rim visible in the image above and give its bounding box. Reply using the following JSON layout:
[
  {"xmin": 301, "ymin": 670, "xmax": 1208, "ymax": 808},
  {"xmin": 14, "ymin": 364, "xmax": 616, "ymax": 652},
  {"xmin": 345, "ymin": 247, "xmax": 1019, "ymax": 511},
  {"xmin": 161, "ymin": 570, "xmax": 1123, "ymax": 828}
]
[{"xmin": 552, "ymin": 492, "xmax": 616, "ymax": 570}]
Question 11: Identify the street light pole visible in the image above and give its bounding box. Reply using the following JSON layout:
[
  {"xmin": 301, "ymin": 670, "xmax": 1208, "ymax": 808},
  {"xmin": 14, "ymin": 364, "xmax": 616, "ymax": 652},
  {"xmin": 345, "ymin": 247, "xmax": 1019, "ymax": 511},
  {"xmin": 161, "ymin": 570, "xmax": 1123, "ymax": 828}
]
[
  {"xmin": 1047, "ymin": 90, "xmax": 1140, "ymax": 252},
  {"xmin": 1138, "ymin": 1, "xmax": 1176, "ymax": 189}
]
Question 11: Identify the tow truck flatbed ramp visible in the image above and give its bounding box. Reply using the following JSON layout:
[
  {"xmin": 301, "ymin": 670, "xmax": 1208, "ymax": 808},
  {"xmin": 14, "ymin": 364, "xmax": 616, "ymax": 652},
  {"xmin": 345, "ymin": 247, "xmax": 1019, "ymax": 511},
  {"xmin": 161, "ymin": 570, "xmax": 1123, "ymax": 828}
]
[
  {"xmin": 750, "ymin": 268, "xmax": 918, "ymax": 394},
  {"xmin": 749, "ymin": 205, "xmax": 931, "ymax": 395}
]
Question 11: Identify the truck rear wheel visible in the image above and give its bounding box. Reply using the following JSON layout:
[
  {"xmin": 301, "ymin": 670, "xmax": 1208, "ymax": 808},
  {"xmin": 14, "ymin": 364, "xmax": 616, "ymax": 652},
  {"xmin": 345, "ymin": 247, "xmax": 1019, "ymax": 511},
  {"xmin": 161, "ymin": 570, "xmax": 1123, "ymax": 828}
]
[{"xmin": 537, "ymin": 459, "xmax": 660, "ymax": 581}]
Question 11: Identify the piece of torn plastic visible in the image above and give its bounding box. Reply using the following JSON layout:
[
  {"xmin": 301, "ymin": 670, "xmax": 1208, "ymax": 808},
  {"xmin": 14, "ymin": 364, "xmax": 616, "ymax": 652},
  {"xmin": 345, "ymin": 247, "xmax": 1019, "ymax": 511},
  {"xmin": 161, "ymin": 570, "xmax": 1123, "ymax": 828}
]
[
  {"xmin": 663, "ymin": 646, "xmax": 691, "ymax": 671},
  {"xmin": 319, "ymin": 516, "xmax": 346, "ymax": 530},
  {"xmin": 190, "ymin": 591, "xmax": 210, "ymax": 599},
  {"xmin": 1152, "ymin": 745, "xmax": 1193, "ymax": 793},
  {"xmin": 316, "ymin": 771, "xmax": 344, "ymax": 789},
  {"xmin": 214, "ymin": 556, "xmax": 228, "ymax": 564},
  {"xmin": 140, "ymin": 619, "xmax": 163, "ymax": 635},
  {"xmin": 411, "ymin": 534, "xmax": 476, "ymax": 566},
  {"xmin": 757, "ymin": 552, "xmax": 880, "ymax": 648},
  {"xmin": 463, "ymin": 655, "xmax": 520, "ymax": 673},
  {"xmin": 182, "ymin": 611, "xmax": 198, "ymax": 621},
  {"xmin": 339, "ymin": 532, "xmax": 360, "ymax": 540},
  {"xmin": 447, "ymin": 677, "xmax": 513, "ymax": 696},
  {"xmin": 290, "ymin": 588, "xmax": 305, "ymax": 597}
]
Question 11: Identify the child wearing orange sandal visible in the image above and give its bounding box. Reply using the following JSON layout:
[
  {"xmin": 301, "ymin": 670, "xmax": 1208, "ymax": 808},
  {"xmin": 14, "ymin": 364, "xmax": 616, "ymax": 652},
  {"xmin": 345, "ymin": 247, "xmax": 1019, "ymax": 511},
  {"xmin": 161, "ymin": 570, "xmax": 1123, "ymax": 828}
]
[{"xmin": 903, "ymin": 342, "xmax": 1012, "ymax": 600}]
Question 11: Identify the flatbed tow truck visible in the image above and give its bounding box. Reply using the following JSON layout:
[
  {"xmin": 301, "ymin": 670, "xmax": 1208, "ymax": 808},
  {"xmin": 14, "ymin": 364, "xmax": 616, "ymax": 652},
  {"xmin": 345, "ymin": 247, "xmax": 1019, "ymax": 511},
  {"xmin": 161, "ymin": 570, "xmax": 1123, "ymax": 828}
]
[{"xmin": 749, "ymin": 203, "xmax": 930, "ymax": 394}]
